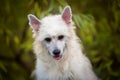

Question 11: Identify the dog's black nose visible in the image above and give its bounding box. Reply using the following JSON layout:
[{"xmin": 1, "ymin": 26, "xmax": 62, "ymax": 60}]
[{"xmin": 53, "ymin": 49, "xmax": 60, "ymax": 55}]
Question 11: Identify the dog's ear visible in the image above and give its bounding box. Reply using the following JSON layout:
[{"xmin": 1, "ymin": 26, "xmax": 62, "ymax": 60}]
[
  {"xmin": 62, "ymin": 6, "xmax": 72, "ymax": 24},
  {"xmin": 28, "ymin": 14, "xmax": 40, "ymax": 32}
]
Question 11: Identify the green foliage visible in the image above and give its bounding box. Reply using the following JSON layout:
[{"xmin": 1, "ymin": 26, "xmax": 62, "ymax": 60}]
[
  {"xmin": 72, "ymin": 0, "xmax": 120, "ymax": 79},
  {"xmin": 0, "ymin": 0, "xmax": 120, "ymax": 80}
]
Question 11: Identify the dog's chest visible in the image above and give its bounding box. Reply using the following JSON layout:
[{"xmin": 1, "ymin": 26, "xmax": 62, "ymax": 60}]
[
  {"xmin": 36, "ymin": 60, "xmax": 74, "ymax": 80},
  {"xmin": 47, "ymin": 62, "xmax": 70, "ymax": 75},
  {"xmin": 46, "ymin": 66, "xmax": 74, "ymax": 80}
]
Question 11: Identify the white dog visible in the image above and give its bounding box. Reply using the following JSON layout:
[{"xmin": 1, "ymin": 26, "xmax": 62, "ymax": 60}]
[{"xmin": 28, "ymin": 6, "xmax": 98, "ymax": 80}]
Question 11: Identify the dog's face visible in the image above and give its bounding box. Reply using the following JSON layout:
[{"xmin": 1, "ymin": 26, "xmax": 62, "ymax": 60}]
[
  {"xmin": 41, "ymin": 33, "xmax": 68, "ymax": 60},
  {"xmin": 28, "ymin": 6, "xmax": 72, "ymax": 60}
]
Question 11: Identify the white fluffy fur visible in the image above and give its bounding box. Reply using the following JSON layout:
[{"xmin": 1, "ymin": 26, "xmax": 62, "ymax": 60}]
[{"xmin": 28, "ymin": 6, "xmax": 98, "ymax": 80}]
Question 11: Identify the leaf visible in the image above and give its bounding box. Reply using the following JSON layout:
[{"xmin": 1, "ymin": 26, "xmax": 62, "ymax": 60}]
[
  {"xmin": 34, "ymin": 2, "xmax": 41, "ymax": 17},
  {"xmin": 48, "ymin": 0, "xmax": 54, "ymax": 12},
  {"xmin": 14, "ymin": 36, "xmax": 20, "ymax": 45},
  {"xmin": 0, "ymin": 62, "xmax": 7, "ymax": 73}
]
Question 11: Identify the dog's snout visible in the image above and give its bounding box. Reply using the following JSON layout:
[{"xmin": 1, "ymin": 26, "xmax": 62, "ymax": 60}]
[{"xmin": 53, "ymin": 49, "xmax": 60, "ymax": 55}]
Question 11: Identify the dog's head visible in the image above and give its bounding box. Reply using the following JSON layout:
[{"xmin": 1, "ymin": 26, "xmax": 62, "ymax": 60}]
[{"xmin": 28, "ymin": 6, "xmax": 73, "ymax": 60}]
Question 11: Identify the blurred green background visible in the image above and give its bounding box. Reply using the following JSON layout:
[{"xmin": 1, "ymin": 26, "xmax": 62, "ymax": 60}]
[{"xmin": 0, "ymin": 0, "xmax": 120, "ymax": 80}]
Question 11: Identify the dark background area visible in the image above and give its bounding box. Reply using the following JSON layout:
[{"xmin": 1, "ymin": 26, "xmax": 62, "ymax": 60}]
[{"xmin": 0, "ymin": 0, "xmax": 120, "ymax": 80}]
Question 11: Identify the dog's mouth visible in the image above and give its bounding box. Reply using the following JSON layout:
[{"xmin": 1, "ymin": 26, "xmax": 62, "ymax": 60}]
[{"xmin": 53, "ymin": 55, "xmax": 62, "ymax": 60}]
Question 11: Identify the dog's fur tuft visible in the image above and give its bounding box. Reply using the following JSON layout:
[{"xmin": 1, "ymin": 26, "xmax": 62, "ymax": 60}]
[{"xmin": 28, "ymin": 6, "xmax": 98, "ymax": 80}]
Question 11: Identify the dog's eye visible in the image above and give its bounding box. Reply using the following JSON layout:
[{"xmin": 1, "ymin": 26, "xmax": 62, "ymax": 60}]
[
  {"xmin": 58, "ymin": 35, "xmax": 64, "ymax": 40},
  {"xmin": 45, "ymin": 37, "xmax": 51, "ymax": 42}
]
